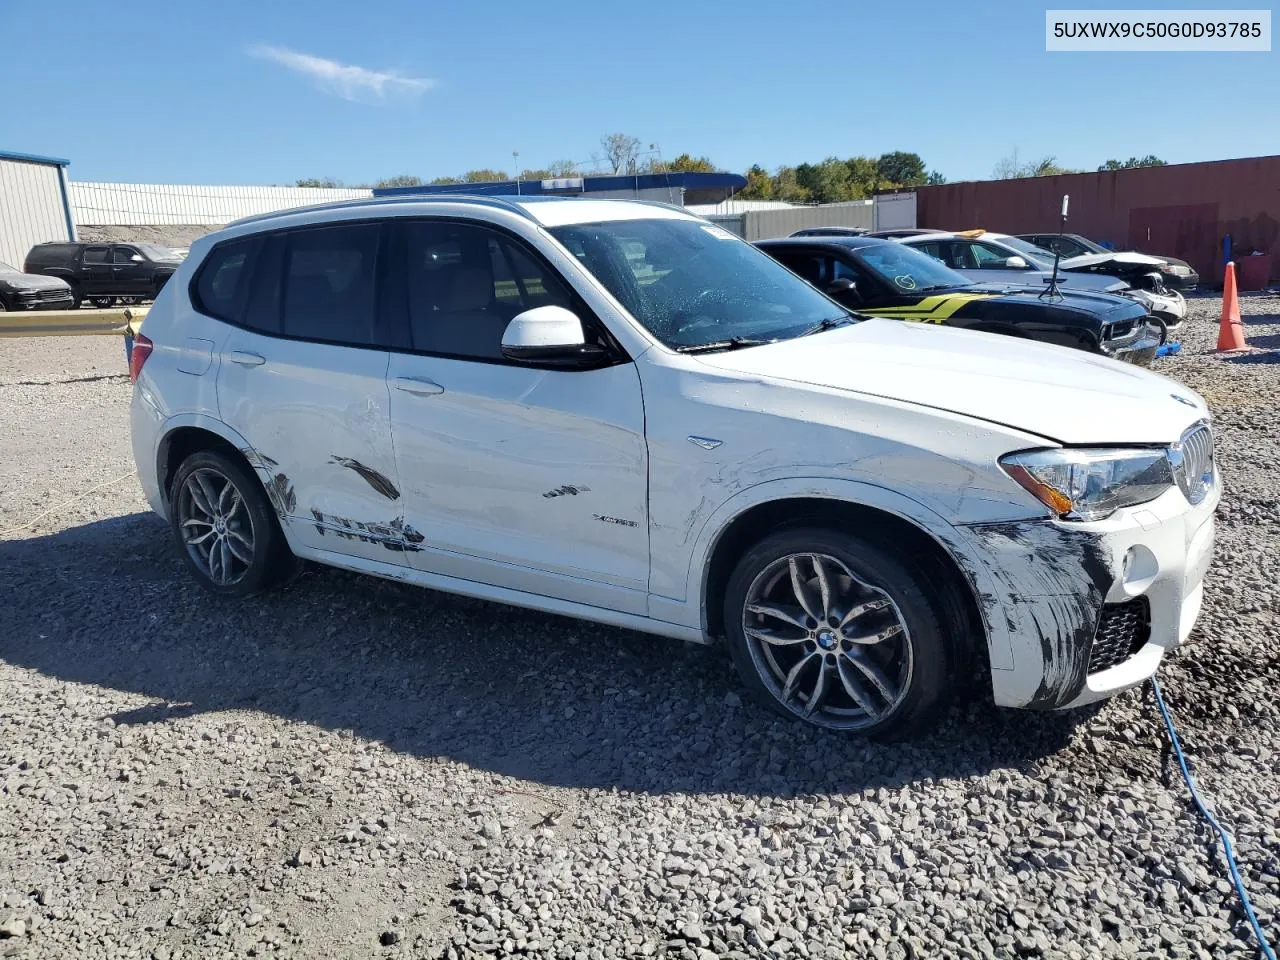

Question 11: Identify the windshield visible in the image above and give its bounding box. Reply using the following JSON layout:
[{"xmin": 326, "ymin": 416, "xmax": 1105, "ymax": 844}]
[
  {"xmin": 136, "ymin": 243, "xmax": 183, "ymax": 262},
  {"xmin": 857, "ymin": 242, "xmax": 971, "ymax": 291},
  {"xmin": 998, "ymin": 236, "xmax": 1057, "ymax": 268},
  {"xmin": 1071, "ymin": 235, "xmax": 1109, "ymax": 255},
  {"xmin": 548, "ymin": 218, "xmax": 849, "ymax": 349}
]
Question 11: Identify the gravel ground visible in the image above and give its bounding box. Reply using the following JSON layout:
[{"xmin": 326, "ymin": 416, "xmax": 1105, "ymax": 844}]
[{"xmin": 2, "ymin": 297, "xmax": 1278, "ymax": 960}]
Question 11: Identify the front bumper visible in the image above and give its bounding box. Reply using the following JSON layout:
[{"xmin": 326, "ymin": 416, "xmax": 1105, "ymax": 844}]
[
  {"xmin": 961, "ymin": 481, "xmax": 1218, "ymax": 710},
  {"xmin": 1101, "ymin": 318, "xmax": 1164, "ymax": 366},
  {"xmin": 10, "ymin": 292, "xmax": 75, "ymax": 310},
  {"xmin": 1163, "ymin": 271, "xmax": 1199, "ymax": 292}
]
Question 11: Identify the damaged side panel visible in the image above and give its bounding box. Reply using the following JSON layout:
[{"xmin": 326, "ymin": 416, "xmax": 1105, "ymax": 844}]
[{"xmin": 963, "ymin": 520, "xmax": 1114, "ymax": 709}]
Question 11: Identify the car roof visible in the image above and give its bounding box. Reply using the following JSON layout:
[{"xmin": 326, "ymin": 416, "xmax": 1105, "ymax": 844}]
[
  {"xmin": 226, "ymin": 194, "xmax": 700, "ymax": 231},
  {"xmin": 755, "ymin": 235, "xmax": 892, "ymax": 251}
]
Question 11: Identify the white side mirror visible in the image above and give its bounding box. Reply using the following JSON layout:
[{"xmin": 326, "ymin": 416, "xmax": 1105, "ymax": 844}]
[
  {"xmin": 502, "ymin": 305, "xmax": 602, "ymax": 365},
  {"xmin": 131, "ymin": 254, "xmax": 145, "ymax": 262},
  {"xmin": 1004, "ymin": 255, "xmax": 1029, "ymax": 269}
]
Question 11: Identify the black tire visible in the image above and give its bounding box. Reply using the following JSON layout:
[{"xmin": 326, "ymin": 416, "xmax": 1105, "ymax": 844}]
[
  {"xmin": 723, "ymin": 526, "xmax": 957, "ymax": 740},
  {"xmin": 91, "ymin": 296, "xmax": 116, "ymax": 308},
  {"xmin": 66, "ymin": 283, "xmax": 82, "ymax": 309},
  {"xmin": 169, "ymin": 449, "xmax": 296, "ymax": 597},
  {"xmin": 1150, "ymin": 315, "xmax": 1169, "ymax": 345}
]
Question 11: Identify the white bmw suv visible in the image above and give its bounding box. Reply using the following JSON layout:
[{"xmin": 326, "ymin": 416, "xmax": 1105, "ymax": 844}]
[{"xmin": 129, "ymin": 196, "xmax": 1217, "ymax": 738}]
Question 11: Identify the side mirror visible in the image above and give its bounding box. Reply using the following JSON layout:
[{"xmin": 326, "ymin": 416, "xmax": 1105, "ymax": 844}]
[
  {"xmin": 501, "ymin": 305, "xmax": 610, "ymax": 367},
  {"xmin": 825, "ymin": 278, "xmax": 860, "ymax": 302},
  {"xmin": 1003, "ymin": 255, "xmax": 1029, "ymax": 269},
  {"xmin": 130, "ymin": 254, "xmax": 145, "ymax": 262}
]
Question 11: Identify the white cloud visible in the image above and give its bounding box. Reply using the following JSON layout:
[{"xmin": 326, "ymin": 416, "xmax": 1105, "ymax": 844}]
[{"xmin": 249, "ymin": 44, "xmax": 433, "ymax": 101}]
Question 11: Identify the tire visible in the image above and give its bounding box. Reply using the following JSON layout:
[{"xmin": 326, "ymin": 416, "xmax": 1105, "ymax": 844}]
[
  {"xmin": 91, "ymin": 296, "xmax": 116, "ymax": 308},
  {"xmin": 1150, "ymin": 315, "xmax": 1169, "ymax": 345},
  {"xmin": 723, "ymin": 526, "xmax": 956, "ymax": 739},
  {"xmin": 169, "ymin": 449, "xmax": 295, "ymax": 597},
  {"xmin": 66, "ymin": 283, "xmax": 82, "ymax": 309}
]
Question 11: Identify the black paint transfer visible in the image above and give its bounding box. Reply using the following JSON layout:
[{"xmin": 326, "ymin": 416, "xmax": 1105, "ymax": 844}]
[
  {"xmin": 543, "ymin": 485, "xmax": 591, "ymax": 499},
  {"xmin": 965, "ymin": 520, "xmax": 1114, "ymax": 709},
  {"xmin": 310, "ymin": 509, "xmax": 423, "ymax": 553},
  {"xmin": 329, "ymin": 456, "xmax": 401, "ymax": 501},
  {"xmin": 240, "ymin": 448, "xmax": 295, "ymax": 516}
]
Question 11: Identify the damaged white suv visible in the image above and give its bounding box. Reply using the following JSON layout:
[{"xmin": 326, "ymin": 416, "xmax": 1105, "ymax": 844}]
[{"xmin": 130, "ymin": 196, "xmax": 1217, "ymax": 737}]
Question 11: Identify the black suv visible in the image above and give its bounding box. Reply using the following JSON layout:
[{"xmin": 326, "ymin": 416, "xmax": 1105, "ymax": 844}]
[{"xmin": 23, "ymin": 242, "xmax": 183, "ymax": 307}]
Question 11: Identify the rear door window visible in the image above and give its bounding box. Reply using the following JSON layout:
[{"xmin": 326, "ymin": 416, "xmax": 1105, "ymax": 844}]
[
  {"xmin": 281, "ymin": 223, "xmax": 381, "ymax": 346},
  {"xmin": 82, "ymin": 246, "xmax": 109, "ymax": 265},
  {"xmin": 193, "ymin": 236, "xmax": 262, "ymax": 322}
]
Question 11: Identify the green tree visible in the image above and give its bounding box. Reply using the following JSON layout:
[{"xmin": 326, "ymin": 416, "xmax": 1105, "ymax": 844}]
[
  {"xmin": 737, "ymin": 164, "xmax": 774, "ymax": 199},
  {"xmin": 926, "ymin": 170, "xmax": 947, "ymax": 185},
  {"xmin": 1098, "ymin": 155, "xmax": 1167, "ymax": 171},
  {"xmin": 773, "ymin": 166, "xmax": 812, "ymax": 204},
  {"xmin": 375, "ymin": 175, "xmax": 423, "ymax": 188},
  {"xmin": 295, "ymin": 177, "xmax": 342, "ymax": 188},
  {"xmin": 461, "ymin": 168, "xmax": 509, "ymax": 182},
  {"xmin": 429, "ymin": 176, "xmax": 463, "ymax": 185},
  {"xmin": 650, "ymin": 153, "xmax": 718, "ymax": 174},
  {"xmin": 875, "ymin": 151, "xmax": 927, "ymax": 187},
  {"xmin": 845, "ymin": 156, "xmax": 884, "ymax": 198},
  {"xmin": 518, "ymin": 169, "xmax": 554, "ymax": 181},
  {"xmin": 548, "ymin": 159, "xmax": 579, "ymax": 177}
]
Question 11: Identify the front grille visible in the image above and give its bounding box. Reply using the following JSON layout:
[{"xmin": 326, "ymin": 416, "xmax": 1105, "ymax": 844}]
[
  {"xmin": 18, "ymin": 288, "xmax": 73, "ymax": 304},
  {"xmin": 1172, "ymin": 423, "xmax": 1214, "ymax": 505},
  {"xmin": 1088, "ymin": 598, "xmax": 1151, "ymax": 674}
]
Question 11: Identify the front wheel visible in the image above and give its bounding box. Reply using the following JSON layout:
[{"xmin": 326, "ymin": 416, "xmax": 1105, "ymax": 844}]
[
  {"xmin": 91, "ymin": 296, "xmax": 117, "ymax": 308},
  {"xmin": 724, "ymin": 527, "xmax": 956, "ymax": 738},
  {"xmin": 169, "ymin": 450, "xmax": 295, "ymax": 597}
]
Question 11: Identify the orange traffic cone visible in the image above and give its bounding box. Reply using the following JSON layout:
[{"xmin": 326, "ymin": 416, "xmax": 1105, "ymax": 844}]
[{"xmin": 1217, "ymin": 262, "xmax": 1251, "ymax": 352}]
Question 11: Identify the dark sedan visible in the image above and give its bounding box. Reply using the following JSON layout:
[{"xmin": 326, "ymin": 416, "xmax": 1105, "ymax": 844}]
[{"xmin": 756, "ymin": 236, "xmax": 1164, "ymax": 366}]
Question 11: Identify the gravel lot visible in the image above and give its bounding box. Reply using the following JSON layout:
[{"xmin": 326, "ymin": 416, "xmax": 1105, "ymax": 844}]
[{"xmin": 2, "ymin": 296, "xmax": 1278, "ymax": 960}]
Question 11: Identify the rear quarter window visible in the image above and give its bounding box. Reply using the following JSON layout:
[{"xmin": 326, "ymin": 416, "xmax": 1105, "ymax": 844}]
[{"xmin": 192, "ymin": 236, "xmax": 262, "ymax": 322}]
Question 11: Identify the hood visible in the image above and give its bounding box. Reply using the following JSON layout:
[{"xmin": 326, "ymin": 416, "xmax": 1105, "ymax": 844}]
[
  {"xmin": 967, "ymin": 282, "xmax": 1146, "ymax": 320},
  {"xmin": 954, "ymin": 267, "xmax": 1126, "ymax": 294},
  {"xmin": 692, "ymin": 318, "xmax": 1206, "ymax": 445},
  {"xmin": 1063, "ymin": 251, "xmax": 1167, "ymax": 269},
  {"xmin": 0, "ymin": 269, "xmax": 71, "ymax": 292}
]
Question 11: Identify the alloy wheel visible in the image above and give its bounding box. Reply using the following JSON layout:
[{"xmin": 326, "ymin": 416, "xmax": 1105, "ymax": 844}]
[
  {"xmin": 742, "ymin": 553, "xmax": 913, "ymax": 730},
  {"xmin": 177, "ymin": 468, "xmax": 256, "ymax": 586}
]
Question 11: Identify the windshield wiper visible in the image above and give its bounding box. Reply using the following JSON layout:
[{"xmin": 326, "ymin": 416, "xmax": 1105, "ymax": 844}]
[
  {"xmin": 797, "ymin": 315, "xmax": 855, "ymax": 337},
  {"xmin": 674, "ymin": 337, "xmax": 773, "ymax": 354},
  {"xmin": 915, "ymin": 283, "xmax": 961, "ymax": 292}
]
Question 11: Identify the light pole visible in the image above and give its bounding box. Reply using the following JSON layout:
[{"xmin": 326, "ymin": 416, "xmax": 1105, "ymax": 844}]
[{"xmin": 513, "ymin": 151, "xmax": 520, "ymax": 195}]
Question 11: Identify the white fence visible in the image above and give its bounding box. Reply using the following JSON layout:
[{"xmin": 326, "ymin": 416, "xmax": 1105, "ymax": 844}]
[{"xmin": 69, "ymin": 182, "xmax": 373, "ymax": 226}]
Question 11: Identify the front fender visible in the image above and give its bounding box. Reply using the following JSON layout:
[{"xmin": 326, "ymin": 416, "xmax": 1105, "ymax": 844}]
[{"xmin": 671, "ymin": 476, "xmax": 1018, "ymax": 671}]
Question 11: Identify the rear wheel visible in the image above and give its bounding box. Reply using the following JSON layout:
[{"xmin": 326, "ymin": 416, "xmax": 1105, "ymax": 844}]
[
  {"xmin": 91, "ymin": 296, "xmax": 116, "ymax": 308},
  {"xmin": 724, "ymin": 527, "xmax": 956, "ymax": 739},
  {"xmin": 169, "ymin": 450, "xmax": 294, "ymax": 597}
]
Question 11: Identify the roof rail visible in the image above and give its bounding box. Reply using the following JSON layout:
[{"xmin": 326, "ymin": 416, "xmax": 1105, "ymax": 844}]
[{"xmin": 226, "ymin": 193, "xmax": 541, "ymax": 229}]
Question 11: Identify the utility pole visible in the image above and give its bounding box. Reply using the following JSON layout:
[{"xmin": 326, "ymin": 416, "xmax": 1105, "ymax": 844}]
[{"xmin": 513, "ymin": 151, "xmax": 520, "ymax": 195}]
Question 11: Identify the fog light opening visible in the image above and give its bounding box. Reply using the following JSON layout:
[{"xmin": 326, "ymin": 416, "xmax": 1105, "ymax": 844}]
[{"xmin": 1120, "ymin": 544, "xmax": 1159, "ymax": 596}]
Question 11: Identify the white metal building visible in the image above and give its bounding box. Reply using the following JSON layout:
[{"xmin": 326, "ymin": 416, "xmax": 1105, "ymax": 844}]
[
  {"xmin": 0, "ymin": 150, "xmax": 76, "ymax": 268},
  {"xmin": 70, "ymin": 182, "xmax": 374, "ymax": 226}
]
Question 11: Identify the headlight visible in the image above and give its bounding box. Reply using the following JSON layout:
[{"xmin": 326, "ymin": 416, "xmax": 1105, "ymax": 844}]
[
  {"xmin": 1166, "ymin": 265, "xmax": 1191, "ymax": 276},
  {"xmin": 999, "ymin": 448, "xmax": 1175, "ymax": 521}
]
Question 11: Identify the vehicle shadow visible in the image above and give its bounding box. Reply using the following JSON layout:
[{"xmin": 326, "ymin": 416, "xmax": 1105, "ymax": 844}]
[{"xmin": 0, "ymin": 514, "xmax": 1088, "ymax": 797}]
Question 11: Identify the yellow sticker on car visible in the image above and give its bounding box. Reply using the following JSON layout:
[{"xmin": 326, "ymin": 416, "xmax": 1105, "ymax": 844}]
[{"xmin": 859, "ymin": 293, "xmax": 998, "ymax": 324}]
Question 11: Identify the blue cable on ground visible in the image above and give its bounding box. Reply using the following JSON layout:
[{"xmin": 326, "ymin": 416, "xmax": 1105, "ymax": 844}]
[{"xmin": 1150, "ymin": 677, "xmax": 1277, "ymax": 960}]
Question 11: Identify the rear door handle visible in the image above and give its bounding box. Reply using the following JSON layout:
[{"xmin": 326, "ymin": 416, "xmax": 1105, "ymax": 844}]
[
  {"xmin": 229, "ymin": 351, "xmax": 266, "ymax": 366},
  {"xmin": 393, "ymin": 376, "xmax": 444, "ymax": 397}
]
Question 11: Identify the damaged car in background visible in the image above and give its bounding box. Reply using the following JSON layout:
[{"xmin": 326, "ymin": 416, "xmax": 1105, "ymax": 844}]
[
  {"xmin": 1018, "ymin": 232, "xmax": 1200, "ymax": 291},
  {"xmin": 130, "ymin": 195, "xmax": 1216, "ymax": 738},
  {"xmin": 757, "ymin": 235, "xmax": 1166, "ymax": 365},
  {"xmin": 898, "ymin": 230, "xmax": 1187, "ymax": 328}
]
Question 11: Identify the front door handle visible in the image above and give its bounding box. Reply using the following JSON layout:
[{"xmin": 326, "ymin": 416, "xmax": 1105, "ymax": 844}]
[
  {"xmin": 229, "ymin": 351, "xmax": 266, "ymax": 366},
  {"xmin": 393, "ymin": 376, "xmax": 444, "ymax": 397}
]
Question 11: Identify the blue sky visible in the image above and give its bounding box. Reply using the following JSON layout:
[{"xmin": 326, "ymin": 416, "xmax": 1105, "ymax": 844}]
[{"xmin": 2, "ymin": 0, "xmax": 1275, "ymax": 185}]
